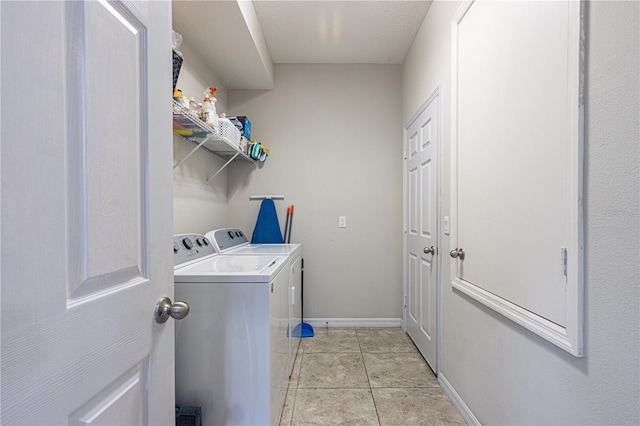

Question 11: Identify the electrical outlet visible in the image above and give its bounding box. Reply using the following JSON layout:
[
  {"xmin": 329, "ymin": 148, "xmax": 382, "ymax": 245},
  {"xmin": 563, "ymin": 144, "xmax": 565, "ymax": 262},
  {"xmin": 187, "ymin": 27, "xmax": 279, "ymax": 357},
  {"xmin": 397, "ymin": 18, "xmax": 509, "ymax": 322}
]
[{"xmin": 339, "ymin": 216, "xmax": 346, "ymax": 228}]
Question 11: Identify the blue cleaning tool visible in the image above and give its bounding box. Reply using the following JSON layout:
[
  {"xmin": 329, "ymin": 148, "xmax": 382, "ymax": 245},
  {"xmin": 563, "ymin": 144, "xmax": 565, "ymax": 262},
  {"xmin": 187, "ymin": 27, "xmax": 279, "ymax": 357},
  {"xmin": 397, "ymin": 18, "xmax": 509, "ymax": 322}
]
[{"xmin": 290, "ymin": 322, "xmax": 315, "ymax": 338}]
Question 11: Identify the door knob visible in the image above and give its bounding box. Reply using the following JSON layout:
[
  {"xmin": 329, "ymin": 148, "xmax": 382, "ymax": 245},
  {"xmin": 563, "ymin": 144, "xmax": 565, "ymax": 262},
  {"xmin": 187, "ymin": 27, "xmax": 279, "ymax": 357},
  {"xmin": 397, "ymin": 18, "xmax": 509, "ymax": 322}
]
[
  {"xmin": 449, "ymin": 248, "xmax": 465, "ymax": 260},
  {"xmin": 423, "ymin": 246, "xmax": 436, "ymax": 255},
  {"xmin": 155, "ymin": 297, "xmax": 190, "ymax": 323}
]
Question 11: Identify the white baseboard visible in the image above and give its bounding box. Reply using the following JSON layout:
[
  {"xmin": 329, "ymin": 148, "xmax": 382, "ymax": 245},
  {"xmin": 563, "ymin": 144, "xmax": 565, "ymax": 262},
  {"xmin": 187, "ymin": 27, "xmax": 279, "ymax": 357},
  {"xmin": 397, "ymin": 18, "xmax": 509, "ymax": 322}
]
[
  {"xmin": 438, "ymin": 373, "xmax": 480, "ymax": 426},
  {"xmin": 303, "ymin": 318, "xmax": 403, "ymax": 328}
]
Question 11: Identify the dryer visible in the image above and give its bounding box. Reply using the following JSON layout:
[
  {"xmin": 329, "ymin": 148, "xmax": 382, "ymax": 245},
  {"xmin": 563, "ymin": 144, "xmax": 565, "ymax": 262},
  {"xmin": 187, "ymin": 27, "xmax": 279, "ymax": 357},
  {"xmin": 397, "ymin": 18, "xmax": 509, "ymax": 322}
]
[
  {"xmin": 173, "ymin": 234, "xmax": 290, "ymax": 426},
  {"xmin": 205, "ymin": 228, "xmax": 303, "ymax": 376}
]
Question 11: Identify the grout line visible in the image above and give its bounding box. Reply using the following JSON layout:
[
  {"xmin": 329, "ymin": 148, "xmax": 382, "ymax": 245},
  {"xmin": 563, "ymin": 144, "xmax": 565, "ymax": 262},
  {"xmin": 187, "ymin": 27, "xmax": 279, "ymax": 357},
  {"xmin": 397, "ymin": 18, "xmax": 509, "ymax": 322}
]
[
  {"xmin": 289, "ymin": 345, "xmax": 303, "ymax": 426},
  {"xmin": 280, "ymin": 341, "xmax": 304, "ymax": 426},
  {"xmin": 294, "ymin": 386, "xmax": 376, "ymax": 389},
  {"xmin": 357, "ymin": 328, "xmax": 382, "ymax": 426}
]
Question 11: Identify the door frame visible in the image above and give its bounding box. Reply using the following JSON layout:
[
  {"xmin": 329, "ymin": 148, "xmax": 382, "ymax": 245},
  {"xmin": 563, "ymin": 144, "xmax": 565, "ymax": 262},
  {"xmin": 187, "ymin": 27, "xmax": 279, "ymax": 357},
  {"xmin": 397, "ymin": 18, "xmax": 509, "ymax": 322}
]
[{"xmin": 402, "ymin": 85, "xmax": 442, "ymax": 374}]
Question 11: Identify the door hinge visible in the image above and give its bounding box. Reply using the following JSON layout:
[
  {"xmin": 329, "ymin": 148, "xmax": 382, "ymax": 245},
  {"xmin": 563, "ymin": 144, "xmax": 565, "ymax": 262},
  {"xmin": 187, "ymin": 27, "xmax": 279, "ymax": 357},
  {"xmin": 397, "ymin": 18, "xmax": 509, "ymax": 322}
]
[
  {"xmin": 403, "ymin": 223, "xmax": 407, "ymax": 234},
  {"xmin": 403, "ymin": 295, "xmax": 408, "ymax": 309},
  {"xmin": 403, "ymin": 148, "xmax": 408, "ymax": 160},
  {"xmin": 560, "ymin": 248, "xmax": 567, "ymax": 276}
]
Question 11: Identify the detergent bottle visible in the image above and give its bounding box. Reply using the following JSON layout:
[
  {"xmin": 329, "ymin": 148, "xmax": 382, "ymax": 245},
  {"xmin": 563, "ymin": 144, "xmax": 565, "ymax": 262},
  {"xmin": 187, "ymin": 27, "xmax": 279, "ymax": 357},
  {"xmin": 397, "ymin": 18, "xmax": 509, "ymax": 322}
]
[{"xmin": 202, "ymin": 87, "xmax": 219, "ymax": 132}]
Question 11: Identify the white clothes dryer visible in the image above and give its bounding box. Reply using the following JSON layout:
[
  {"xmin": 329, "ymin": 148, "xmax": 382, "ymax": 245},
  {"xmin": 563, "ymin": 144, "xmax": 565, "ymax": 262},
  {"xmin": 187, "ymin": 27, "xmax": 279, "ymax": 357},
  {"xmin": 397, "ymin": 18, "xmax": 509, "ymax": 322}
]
[
  {"xmin": 205, "ymin": 228, "xmax": 300, "ymax": 257},
  {"xmin": 173, "ymin": 234, "xmax": 290, "ymax": 426}
]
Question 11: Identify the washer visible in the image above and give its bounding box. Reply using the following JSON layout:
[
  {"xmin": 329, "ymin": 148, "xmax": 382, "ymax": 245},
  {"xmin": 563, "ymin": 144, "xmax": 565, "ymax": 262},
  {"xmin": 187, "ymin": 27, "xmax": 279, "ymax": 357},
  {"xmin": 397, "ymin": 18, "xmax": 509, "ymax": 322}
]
[
  {"xmin": 205, "ymin": 228, "xmax": 303, "ymax": 375},
  {"xmin": 173, "ymin": 233, "xmax": 290, "ymax": 426}
]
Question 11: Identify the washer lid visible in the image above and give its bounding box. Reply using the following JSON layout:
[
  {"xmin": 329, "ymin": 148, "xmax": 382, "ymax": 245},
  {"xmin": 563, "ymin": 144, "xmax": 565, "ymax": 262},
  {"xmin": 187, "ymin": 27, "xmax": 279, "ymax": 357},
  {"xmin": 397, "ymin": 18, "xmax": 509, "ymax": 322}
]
[
  {"xmin": 174, "ymin": 254, "xmax": 288, "ymax": 283},
  {"xmin": 223, "ymin": 244, "xmax": 301, "ymax": 257}
]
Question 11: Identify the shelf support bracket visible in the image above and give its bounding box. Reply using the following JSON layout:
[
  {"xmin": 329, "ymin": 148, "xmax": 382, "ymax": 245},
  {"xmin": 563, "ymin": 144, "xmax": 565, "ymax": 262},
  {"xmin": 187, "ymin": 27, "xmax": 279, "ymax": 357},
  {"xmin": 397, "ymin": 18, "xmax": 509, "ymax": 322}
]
[
  {"xmin": 173, "ymin": 136, "xmax": 210, "ymax": 170},
  {"xmin": 206, "ymin": 152, "xmax": 240, "ymax": 183}
]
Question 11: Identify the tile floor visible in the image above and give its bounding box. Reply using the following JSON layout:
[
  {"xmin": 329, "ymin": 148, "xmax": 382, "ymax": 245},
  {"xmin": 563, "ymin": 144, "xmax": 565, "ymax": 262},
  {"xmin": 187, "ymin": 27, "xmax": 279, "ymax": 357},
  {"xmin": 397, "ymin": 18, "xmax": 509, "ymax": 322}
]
[{"xmin": 279, "ymin": 327, "xmax": 466, "ymax": 426}]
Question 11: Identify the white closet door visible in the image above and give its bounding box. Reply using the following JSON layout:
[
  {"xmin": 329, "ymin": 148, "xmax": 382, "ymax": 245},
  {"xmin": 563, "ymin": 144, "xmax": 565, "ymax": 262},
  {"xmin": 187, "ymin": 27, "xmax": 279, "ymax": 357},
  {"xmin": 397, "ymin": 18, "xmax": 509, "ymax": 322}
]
[
  {"xmin": 450, "ymin": 0, "xmax": 584, "ymax": 356},
  {"xmin": 405, "ymin": 91, "xmax": 440, "ymax": 372}
]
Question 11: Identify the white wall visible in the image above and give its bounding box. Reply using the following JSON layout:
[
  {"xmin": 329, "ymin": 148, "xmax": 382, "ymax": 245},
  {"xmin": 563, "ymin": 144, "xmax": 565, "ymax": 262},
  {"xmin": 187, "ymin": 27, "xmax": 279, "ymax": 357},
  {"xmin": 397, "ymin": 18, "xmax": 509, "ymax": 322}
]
[
  {"xmin": 226, "ymin": 64, "xmax": 404, "ymax": 321},
  {"xmin": 403, "ymin": 1, "xmax": 639, "ymax": 423},
  {"xmin": 173, "ymin": 40, "xmax": 234, "ymax": 234}
]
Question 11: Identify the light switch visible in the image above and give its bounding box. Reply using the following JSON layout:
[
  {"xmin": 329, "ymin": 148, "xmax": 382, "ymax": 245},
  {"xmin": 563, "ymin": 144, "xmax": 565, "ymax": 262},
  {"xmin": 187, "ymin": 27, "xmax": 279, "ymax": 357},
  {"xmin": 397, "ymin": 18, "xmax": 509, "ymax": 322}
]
[
  {"xmin": 339, "ymin": 216, "xmax": 346, "ymax": 228},
  {"xmin": 444, "ymin": 216, "xmax": 450, "ymax": 235}
]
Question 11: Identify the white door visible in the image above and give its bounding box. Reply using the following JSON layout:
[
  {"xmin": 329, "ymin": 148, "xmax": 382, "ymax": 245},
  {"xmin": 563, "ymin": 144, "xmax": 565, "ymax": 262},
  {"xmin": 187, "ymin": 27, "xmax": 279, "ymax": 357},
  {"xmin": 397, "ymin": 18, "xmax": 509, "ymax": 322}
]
[
  {"xmin": 450, "ymin": 1, "xmax": 583, "ymax": 356},
  {"xmin": 1, "ymin": 1, "xmax": 174, "ymax": 424},
  {"xmin": 404, "ymin": 92, "xmax": 440, "ymax": 372}
]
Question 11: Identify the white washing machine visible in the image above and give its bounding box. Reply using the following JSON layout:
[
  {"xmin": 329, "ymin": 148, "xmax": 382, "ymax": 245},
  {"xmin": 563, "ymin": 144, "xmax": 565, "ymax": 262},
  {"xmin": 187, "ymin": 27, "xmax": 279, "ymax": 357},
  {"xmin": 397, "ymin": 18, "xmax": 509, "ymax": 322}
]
[
  {"xmin": 205, "ymin": 228, "xmax": 303, "ymax": 375},
  {"xmin": 173, "ymin": 234, "xmax": 290, "ymax": 426}
]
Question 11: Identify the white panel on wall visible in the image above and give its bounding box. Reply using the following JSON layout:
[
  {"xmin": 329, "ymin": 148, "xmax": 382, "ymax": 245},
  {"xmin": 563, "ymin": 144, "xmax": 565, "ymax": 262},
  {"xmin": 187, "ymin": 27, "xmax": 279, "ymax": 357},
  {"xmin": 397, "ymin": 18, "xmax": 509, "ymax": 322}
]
[{"xmin": 450, "ymin": 0, "xmax": 584, "ymax": 356}]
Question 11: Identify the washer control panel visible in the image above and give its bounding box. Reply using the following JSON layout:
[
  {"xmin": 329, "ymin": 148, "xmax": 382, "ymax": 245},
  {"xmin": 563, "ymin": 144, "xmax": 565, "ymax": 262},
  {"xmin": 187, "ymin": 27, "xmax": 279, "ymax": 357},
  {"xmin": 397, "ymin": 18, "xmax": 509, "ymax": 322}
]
[
  {"xmin": 173, "ymin": 234, "xmax": 215, "ymax": 266},
  {"xmin": 207, "ymin": 228, "xmax": 249, "ymax": 252}
]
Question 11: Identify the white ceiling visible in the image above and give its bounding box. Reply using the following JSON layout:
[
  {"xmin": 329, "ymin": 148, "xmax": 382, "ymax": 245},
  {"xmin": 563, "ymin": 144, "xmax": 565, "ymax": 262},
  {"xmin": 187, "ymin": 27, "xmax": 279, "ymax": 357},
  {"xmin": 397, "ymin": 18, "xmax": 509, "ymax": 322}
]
[
  {"xmin": 253, "ymin": 0, "xmax": 432, "ymax": 64},
  {"xmin": 172, "ymin": 0, "xmax": 432, "ymax": 89}
]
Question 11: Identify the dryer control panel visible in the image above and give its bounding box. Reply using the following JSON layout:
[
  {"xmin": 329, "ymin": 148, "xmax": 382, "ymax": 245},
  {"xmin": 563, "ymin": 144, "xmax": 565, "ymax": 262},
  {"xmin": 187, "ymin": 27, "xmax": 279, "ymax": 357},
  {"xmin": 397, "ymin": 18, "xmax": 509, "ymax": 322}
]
[
  {"xmin": 207, "ymin": 228, "xmax": 249, "ymax": 252},
  {"xmin": 173, "ymin": 234, "xmax": 215, "ymax": 266}
]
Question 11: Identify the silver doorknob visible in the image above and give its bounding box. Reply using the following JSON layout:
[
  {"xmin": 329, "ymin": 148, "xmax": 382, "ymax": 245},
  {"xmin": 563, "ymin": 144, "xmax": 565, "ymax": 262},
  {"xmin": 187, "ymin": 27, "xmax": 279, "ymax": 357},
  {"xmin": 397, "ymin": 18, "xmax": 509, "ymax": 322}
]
[
  {"xmin": 449, "ymin": 248, "xmax": 465, "ymax": 260},
  {"xmin": 155, "ymin": 297, "xmax": 190, "ymax": 324},
  {"xmin": 423, "ymin": 246, "xmax": 436, "ymax": 255}
]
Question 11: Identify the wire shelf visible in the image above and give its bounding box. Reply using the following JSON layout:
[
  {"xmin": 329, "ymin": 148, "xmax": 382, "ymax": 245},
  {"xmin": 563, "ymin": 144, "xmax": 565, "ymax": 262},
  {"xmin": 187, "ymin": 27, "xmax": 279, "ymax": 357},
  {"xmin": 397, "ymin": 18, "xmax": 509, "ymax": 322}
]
[{"xmin": 172, "ymin": 99, "xmax": 255, "ymax": 175}]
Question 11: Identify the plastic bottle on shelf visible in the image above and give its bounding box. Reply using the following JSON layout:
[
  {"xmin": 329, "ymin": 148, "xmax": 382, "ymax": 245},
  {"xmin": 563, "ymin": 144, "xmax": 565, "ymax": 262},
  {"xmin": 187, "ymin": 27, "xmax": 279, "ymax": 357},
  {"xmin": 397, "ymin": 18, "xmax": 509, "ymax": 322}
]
[
  {"xmin": 188, "ymin": 97, "xmax": 199, "ymax": 115},
  {"xmin": 201, "ymin": 96, "xmax": 217, "ymax": 130},
  {"xmin": 173, "ymin": 88, "xmax": 189, "ymax": 109},
  {"xmin": 202, "ymin": 87, "xmax": 220, "ymax": 132}
]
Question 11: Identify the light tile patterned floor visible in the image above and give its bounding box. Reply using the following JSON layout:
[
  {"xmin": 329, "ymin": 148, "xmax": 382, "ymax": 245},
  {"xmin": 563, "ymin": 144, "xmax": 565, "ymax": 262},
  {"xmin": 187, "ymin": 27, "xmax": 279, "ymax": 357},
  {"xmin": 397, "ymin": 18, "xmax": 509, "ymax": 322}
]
[{"xmin": 280, "ymin": 327, "xmax": 465, "ymax": 426}]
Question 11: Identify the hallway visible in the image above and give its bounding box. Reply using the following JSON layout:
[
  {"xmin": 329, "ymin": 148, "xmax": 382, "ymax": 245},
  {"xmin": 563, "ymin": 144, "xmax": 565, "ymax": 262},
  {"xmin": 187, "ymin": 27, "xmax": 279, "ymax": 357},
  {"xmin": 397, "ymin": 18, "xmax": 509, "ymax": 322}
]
[{"xmin": 280, "ymin": 327, "xmax": 465, "ymax": 425}]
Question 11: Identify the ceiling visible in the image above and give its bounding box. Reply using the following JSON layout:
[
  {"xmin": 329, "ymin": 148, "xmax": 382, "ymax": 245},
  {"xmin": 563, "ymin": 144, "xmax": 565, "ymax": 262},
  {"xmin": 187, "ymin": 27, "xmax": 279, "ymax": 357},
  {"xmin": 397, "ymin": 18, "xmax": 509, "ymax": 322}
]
[
  {"xmin": 252, "ymin": 0, "xmax": 432, "ymax": 64},
  {"xmin": 172, "ymin": 0, "xmax": 432, "ymax": 89}
]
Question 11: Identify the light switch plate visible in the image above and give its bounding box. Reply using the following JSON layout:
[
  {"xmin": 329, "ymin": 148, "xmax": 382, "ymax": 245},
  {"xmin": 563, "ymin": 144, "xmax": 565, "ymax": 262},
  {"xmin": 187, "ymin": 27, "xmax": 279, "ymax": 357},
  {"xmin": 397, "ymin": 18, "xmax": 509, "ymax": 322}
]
[
  {"xmin": 444, "ymin": 216, "xmax": 450, "ymax": 235},
  {"xmin": 339, "ymin": 216, "xmax": 346, "ymax": 228}
]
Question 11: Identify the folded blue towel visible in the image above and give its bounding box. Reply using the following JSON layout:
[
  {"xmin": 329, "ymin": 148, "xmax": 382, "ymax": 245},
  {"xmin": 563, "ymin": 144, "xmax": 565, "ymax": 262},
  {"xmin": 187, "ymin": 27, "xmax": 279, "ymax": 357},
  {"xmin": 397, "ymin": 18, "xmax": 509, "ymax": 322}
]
[{"xmin": 251, "ymin": 198, "xmax": 284, "ymax": 244}]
